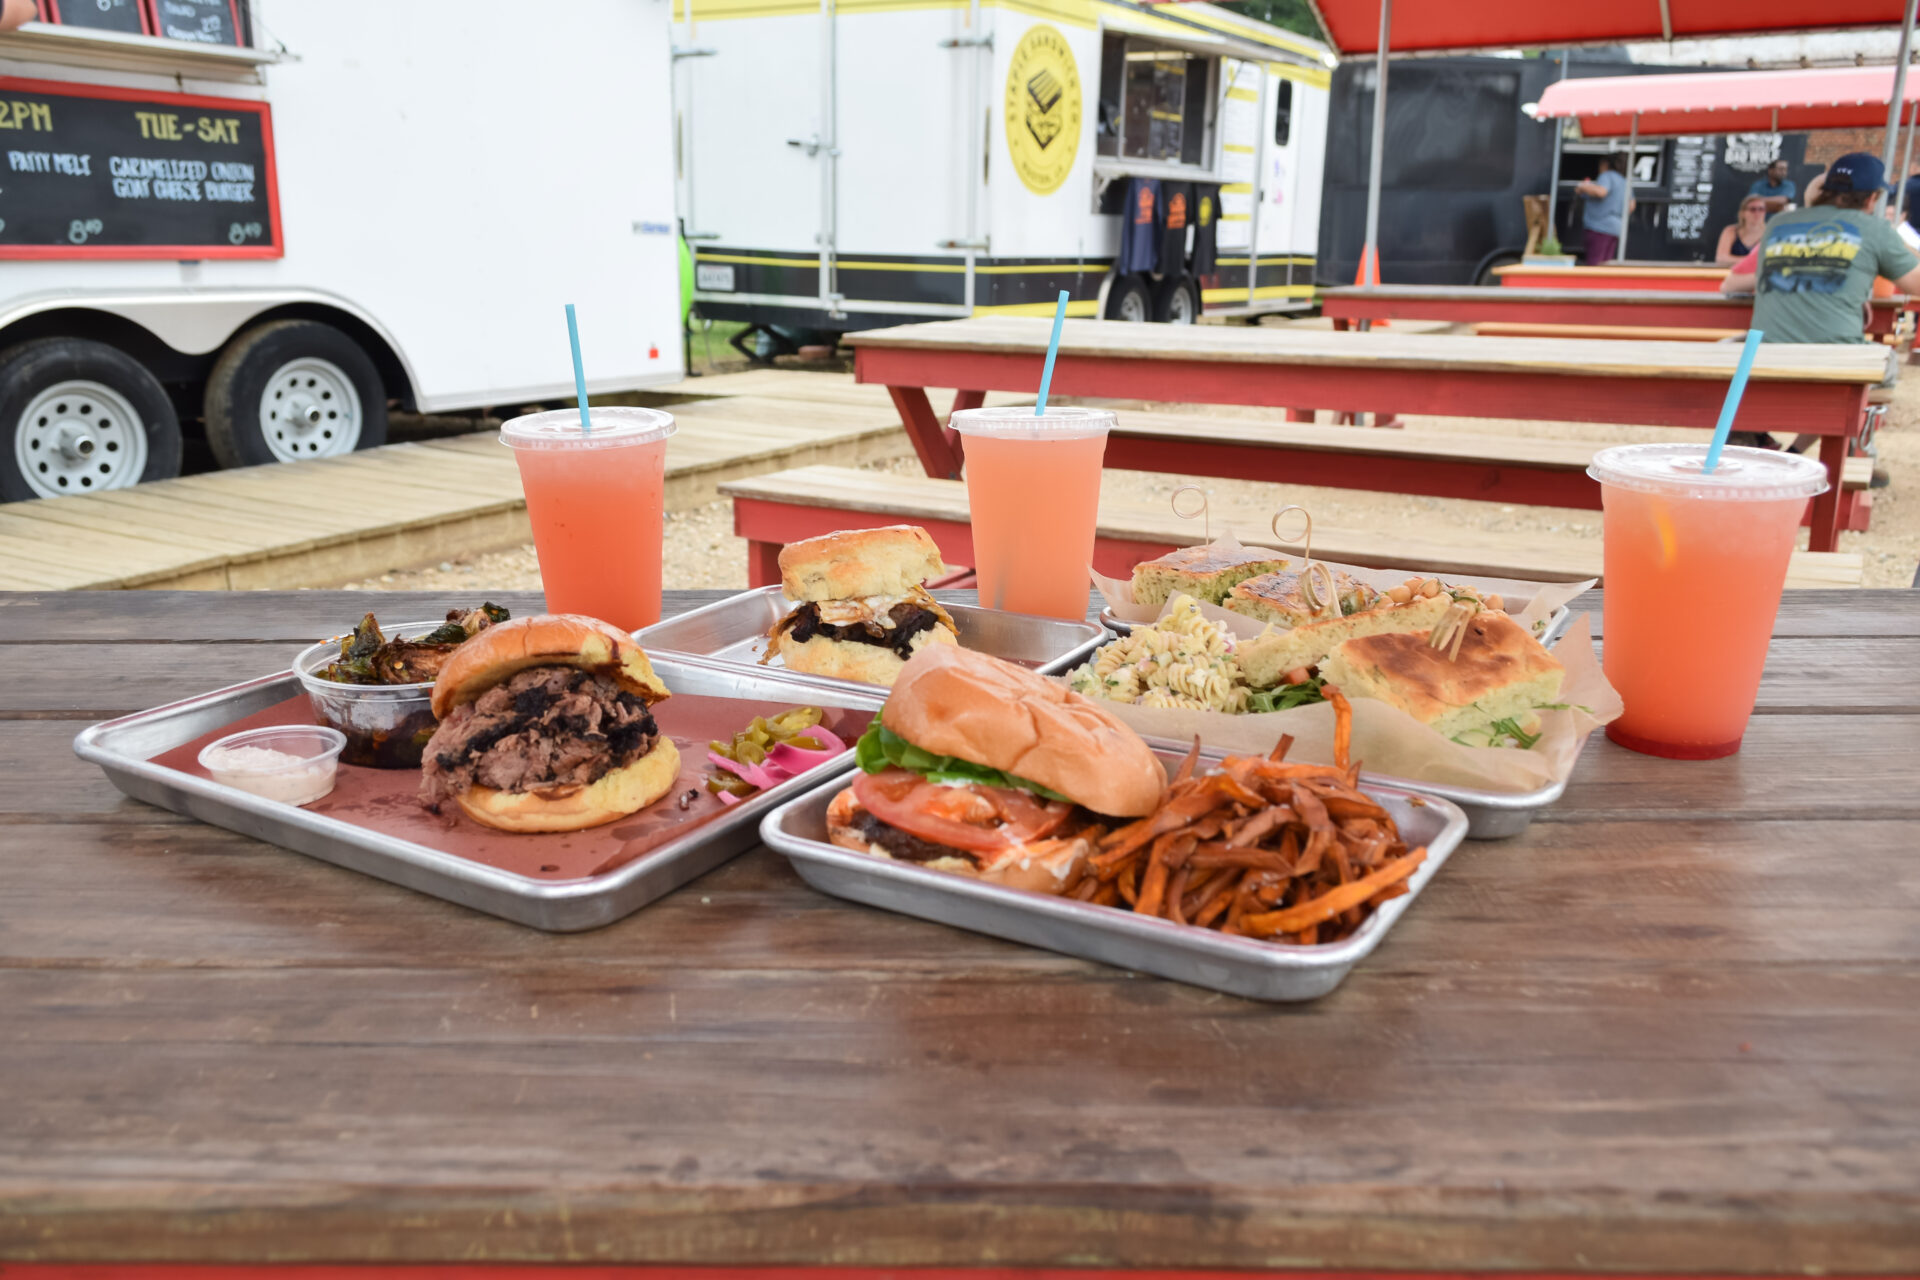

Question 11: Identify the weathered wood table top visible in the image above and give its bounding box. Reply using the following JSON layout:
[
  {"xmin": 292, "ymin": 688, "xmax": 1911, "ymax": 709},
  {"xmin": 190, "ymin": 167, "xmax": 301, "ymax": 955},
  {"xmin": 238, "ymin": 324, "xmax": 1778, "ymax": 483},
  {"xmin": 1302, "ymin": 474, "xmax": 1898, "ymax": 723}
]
[{"xmin": 4, "ymin": 589, "xmax": 1917, "ymax": 1270}]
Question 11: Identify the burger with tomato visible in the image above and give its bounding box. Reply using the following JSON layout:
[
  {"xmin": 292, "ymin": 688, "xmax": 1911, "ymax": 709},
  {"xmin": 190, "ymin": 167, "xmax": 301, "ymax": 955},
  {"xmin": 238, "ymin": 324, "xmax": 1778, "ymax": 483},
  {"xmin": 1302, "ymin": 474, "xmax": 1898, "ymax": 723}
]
[{"xmin": 830, "ymin": 644, "xmax": 1166, "ymax": 892}]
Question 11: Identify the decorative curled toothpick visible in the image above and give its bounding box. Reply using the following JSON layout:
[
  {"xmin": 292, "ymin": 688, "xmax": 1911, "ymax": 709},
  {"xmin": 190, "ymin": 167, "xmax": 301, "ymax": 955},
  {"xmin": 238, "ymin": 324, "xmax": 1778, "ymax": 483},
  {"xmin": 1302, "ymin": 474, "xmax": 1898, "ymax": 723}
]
[
  {"xmin": 1171, "ymin": 485, "xmax": 1211, "ymax": 544},
  {"xmin": 1272, "ymin": 505, "xmax": 1341, "ymax": 617},
  {"xmin": 1428, "ymin": 596, "xmax": 1483, "ymax": 662}
]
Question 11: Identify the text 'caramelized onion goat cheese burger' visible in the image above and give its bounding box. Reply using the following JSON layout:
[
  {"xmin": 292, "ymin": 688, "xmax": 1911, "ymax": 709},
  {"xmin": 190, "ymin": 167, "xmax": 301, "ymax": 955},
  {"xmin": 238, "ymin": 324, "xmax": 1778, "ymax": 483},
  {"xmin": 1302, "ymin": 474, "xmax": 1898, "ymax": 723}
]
[
  {"xmin": 830, "ymin": 645, "xmax": 1165, "ymax": 893},
  {"xmin": 764, "ymin": 525, "xmax": 959, "ymax": 686},
  {"xmin": 418, "ymin": 614, "xmax": 679, "ymax": 832}
]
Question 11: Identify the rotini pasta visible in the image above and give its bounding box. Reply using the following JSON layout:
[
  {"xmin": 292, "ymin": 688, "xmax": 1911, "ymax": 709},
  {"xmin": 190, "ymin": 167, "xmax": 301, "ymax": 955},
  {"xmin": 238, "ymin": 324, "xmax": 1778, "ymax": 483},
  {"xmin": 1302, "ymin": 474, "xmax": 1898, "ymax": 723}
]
[{"xmin": 1069, "ymin": 594, "xmax": 1252, "ymax": 714}]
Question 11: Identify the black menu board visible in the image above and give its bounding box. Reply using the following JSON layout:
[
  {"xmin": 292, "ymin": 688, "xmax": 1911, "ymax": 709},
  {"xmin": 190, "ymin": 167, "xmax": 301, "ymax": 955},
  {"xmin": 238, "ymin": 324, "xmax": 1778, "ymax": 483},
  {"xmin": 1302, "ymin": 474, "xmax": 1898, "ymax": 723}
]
[
  {"xmin": 0, "ymin": 77, "xmax": 280, "ymax": 259},
  {"xmin": 43, "ymin": 0, "xmax": 150, "ymax": 34},
  {"xmin": 148, "ymin": 0, "xmax": 241, "ymax": 45}
]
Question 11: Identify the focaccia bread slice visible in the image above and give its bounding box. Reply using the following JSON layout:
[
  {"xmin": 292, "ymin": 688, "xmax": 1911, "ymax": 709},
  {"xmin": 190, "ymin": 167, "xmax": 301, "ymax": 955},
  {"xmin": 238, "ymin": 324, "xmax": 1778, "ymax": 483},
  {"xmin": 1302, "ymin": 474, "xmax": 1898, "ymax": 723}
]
[
  {"xmin": 1318, "ymin": 611, "xmax": 1564, "ymax": 742},
  {"xmin": 1238, "ymin": 591, "xmax": 1456, "ymax": 688},
  {"xmin": 1224, "ymin": 569, "xmax": 1381, "ymax": 627},
  {"xmin": 1132, "ymin": 545, "xmax": 1289, "ymax": 606}
]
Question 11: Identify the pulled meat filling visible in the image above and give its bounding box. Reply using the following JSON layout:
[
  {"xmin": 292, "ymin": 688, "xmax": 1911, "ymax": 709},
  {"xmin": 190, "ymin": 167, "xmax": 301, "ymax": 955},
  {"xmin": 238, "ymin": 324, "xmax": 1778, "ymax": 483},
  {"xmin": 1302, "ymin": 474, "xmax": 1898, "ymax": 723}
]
[
  {"xmin": 781, "ymin": 602, "xmax": 943, "ymax": 660},
  {"xmin": 419, "ymin": 666, "xmax": 657, "ymax": 808},
  {"xmin": 849, "ymin": 809, "xmax": 981, "ymax": 867}
]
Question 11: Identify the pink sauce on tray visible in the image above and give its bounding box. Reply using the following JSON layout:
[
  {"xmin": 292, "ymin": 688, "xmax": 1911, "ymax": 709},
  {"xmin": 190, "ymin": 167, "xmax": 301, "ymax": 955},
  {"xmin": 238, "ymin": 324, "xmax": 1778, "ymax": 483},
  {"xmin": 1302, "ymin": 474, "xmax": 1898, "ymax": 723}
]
[{"xmin": 151, "ymin": 693, "xmax": 872, "ymax": 882}]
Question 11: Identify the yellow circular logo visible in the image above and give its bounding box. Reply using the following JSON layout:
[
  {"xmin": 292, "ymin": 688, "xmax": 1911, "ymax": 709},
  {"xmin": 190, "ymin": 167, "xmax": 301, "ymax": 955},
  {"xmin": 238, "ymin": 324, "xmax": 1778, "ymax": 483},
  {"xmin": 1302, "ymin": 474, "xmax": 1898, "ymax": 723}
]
[{"xmin": 1004, "ymin": 25, "xmax": 1081, "ymax": 196}]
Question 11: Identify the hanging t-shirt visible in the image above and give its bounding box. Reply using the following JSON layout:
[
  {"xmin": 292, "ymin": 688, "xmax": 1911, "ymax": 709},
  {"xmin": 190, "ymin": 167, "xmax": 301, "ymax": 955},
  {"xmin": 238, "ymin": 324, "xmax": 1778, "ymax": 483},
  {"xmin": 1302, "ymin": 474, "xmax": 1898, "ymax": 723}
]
[
  {"xmin": 1191, "ymin": 184, "xmax": 1220, "ymax": 277},
  {"xmin": 1158, "ymin": 182, "xmax": 1193, "ymax": 274},
  {"xmin": 1752, "ymin": 205, "xmax": 1920, "ymax": 344},
  {"xmin": 1116, "ymin": 177, "xmax": 1160, "ymax": 276}
]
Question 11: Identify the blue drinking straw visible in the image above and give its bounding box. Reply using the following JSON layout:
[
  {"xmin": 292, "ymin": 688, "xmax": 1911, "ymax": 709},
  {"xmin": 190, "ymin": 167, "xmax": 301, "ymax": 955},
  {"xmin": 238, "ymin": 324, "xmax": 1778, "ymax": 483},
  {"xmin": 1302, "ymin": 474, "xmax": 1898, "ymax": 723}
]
[
  {"xmin": 1703, "ymin": 328, "xmax": 1764, "ymax": 475},
  {"xmin": 565, "ymin": 302, "xmax": 592, "ymax": 437},
  {"xmin": 1034, "ymin": 289, "xmax": 1070, "ymax": 416}
]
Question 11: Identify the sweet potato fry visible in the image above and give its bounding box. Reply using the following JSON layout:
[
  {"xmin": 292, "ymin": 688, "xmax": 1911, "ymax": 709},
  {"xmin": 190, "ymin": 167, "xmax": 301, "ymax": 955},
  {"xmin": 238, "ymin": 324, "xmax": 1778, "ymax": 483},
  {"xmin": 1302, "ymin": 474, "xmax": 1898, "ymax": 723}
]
[
  {"xmin": 1326, "ymin": 685, "xmax": 1354, "ymax": 772},
  {"xmin": 1173, "ymin": 734, "xmax": 1202, "ymax": 785},
  {"xmin": 1238, "ymin": 849, "xmax": 1426, "ymax": 937},
  {"xmin": 1270, "ymin": 732, "xmax": 1294, "ymax": 762}
]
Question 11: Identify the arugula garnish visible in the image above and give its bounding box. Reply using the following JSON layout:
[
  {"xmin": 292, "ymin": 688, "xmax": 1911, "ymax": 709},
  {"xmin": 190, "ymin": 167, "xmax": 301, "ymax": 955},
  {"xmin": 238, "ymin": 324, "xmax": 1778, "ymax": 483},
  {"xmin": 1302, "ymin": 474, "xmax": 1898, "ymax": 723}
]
[
  {"xmin": 1246, "ymin": 676, "xmax": 1327, "ymax": 713},
  {"xmin": 853, "ymin": 722, "xmax": 1071, "ymax": 801},
  {"xmin": 1487, "ymin": 717, "xmax": 1542, "ymax": 749}
]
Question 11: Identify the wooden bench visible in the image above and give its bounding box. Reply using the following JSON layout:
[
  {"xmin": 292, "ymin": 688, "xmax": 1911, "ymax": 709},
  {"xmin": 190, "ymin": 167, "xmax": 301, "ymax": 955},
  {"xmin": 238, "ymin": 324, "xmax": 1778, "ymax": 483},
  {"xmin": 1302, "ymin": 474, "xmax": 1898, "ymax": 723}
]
[
  {"xmin": 719, "ymin": 465, "xmax": 1865, "ymax": 590},
  {"xmin": 1102, "ymin": 412, "xmax": 1875, "ymax": 534},
  {"xmin": 1491, "ymin": 263, "xmax": 1730, "ymax": 292}
]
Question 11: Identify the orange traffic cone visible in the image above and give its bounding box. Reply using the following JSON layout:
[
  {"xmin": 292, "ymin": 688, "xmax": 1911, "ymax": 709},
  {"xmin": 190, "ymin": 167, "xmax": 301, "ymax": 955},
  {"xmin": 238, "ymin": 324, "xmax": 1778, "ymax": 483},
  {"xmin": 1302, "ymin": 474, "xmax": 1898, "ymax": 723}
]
[{"xmin": 1354, "ymin": 245, "xmax": 1387, "ymax": 326}]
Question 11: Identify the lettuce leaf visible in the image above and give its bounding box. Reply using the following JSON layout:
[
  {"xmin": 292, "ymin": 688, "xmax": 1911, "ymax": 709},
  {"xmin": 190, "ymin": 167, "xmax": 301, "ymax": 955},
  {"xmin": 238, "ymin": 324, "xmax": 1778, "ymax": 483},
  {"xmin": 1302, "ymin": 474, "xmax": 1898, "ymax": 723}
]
[
  {"xmin": 853, "ymin": 722, "xmax": 1071, "ymax": 801},
  {"xmin": 1245, "ymin": 677, "xmax": 1327, "ymax": 714}
]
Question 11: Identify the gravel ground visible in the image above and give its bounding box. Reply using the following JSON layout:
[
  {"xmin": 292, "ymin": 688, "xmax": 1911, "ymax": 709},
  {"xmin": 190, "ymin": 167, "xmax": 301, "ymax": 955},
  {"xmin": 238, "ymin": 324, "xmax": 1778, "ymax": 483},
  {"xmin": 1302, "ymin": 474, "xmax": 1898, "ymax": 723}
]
[{"xmin": 339, "ymin": 341, "xmax": 1920, "ymax": 594}]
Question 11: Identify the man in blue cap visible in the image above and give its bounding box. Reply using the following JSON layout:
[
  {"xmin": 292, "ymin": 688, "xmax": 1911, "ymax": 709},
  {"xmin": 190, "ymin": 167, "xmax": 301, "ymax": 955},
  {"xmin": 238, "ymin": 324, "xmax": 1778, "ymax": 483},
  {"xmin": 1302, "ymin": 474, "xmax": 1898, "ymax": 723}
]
[
  {"xmin": 1725, "ymin": 152, "xmax": 1920, "ymax": 466},
  {"xmin": 1726, "ymin": 151, "xmax": 1920, "ymax": 344}
]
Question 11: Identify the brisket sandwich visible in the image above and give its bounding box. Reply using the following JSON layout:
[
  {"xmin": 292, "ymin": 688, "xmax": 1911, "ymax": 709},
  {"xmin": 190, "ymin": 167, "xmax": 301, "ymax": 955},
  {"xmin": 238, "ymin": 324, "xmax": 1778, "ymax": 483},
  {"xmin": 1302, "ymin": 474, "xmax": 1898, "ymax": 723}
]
[
  {"xmin": 829, "ymin": 645, "xmax": 1164, "ymax": 893},
  {"xmin": 765, "ymin": 525, "xmax": 958, "ymax": 686},
  {"xmin": 419, "ymin": 614, "xmax": 678, "ymax": 832}
]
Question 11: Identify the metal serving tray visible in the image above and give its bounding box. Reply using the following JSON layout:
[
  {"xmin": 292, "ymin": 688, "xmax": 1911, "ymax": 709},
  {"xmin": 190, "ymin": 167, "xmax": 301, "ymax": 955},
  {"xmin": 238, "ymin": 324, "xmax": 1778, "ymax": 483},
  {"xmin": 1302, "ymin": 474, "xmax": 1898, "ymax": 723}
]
[
  {"xmin": 760, "ymin": 755, "xmax": 1468, "ymax": 1003},
  {"xmin": 1100, "ymin": 601, "xmax": 1578, "ymax": 650},
  {"xmin": 74, "ymin": 657, "xmax": 884, "ymax": 932},
  {"xmin": 636, "ymin": 585, "xmax": 1105, "ymax": 692}
]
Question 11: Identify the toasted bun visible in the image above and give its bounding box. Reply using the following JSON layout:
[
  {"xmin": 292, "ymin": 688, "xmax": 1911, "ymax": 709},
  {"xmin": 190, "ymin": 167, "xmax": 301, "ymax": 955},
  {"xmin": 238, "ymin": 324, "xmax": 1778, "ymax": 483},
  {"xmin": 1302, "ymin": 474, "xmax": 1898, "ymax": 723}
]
[
  {"xmin": 881, "ymin": 645, "xmax": 1164, "ymax": 817},
  {"xmin": 431, "ymin": 614, "xmax": 670, "ymax": 719},
  {"xmin": 776, "ymin": 626, "xmax": 957, "ymax": 687},
  {"xmin": 778, "ymin": 525, "xmax": 946, "ymax": 602},
  {"xmin": 456, "ymin": 737, "xmax": 681, "ymax": 833},
  {"xmin": 825, "ymin": 787, "xmax": 1092, "ymax": 895}
]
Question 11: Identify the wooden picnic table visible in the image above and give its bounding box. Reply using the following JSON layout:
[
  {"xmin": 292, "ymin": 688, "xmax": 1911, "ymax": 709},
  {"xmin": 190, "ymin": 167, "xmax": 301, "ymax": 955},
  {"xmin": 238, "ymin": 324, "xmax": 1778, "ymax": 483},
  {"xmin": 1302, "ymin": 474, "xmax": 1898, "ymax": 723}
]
[
  {"xmin": 1492, "ymin": 262, "xmax": 1730, "ymax": 291},
  {"xmin": 846, "ymin": 316, "xmax": 1893, "ymax": 553},
  {"xmin": 6, "ymin": 587, "xmax": 1919, "ymax": 1271},
  {"xmin": 1323, "ymin": 283, "xmax": 1905, "ymax": 340}
]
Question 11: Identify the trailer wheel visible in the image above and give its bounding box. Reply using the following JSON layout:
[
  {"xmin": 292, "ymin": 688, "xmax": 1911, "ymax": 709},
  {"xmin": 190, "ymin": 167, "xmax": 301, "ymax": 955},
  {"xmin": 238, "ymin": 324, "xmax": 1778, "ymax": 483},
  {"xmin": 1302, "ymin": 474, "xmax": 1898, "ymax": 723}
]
[
  {"xmin": 1104, "ymin": 275, "xmax": 1152, "ymax": 323},
  {"xmin": 205, "ymin": 320, "xmax": 388, "ymax": 468},
  {"xmin": 1153, "ymin": 275, "xmax": 1202, "ymax": 325},
  {"xmin": 0, "ymin": 337, "xmax": 183, "ymax": 502}
]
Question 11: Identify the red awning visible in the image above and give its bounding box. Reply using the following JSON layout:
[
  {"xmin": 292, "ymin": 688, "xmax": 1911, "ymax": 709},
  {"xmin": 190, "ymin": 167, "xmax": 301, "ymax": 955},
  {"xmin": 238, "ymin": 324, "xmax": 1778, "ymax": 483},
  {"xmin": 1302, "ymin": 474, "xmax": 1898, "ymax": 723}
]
[
  {"xmin": 1303, "ymin": 0, "xmax": 1912, "ymax": 55},
  {"xmin": 1532, "ymin": 65, "xmax": 1920, "ymax": 137}
]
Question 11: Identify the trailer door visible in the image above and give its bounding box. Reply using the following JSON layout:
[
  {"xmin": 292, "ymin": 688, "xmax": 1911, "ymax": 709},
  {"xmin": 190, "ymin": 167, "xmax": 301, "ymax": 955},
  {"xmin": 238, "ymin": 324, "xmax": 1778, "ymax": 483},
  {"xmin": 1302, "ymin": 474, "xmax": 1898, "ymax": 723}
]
[{"xmin": 677, "ymin": 0, "xmax": 841, "ymax": 317}]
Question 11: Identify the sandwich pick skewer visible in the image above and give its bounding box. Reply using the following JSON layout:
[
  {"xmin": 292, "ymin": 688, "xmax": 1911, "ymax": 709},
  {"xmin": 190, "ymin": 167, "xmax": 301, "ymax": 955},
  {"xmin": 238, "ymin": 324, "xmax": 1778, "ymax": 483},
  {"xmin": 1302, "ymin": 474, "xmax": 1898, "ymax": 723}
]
[
  {"xmin": 1170, "ymin": 485, "xmax": 1212, "ymax": 544},
  {"xmin": 1272, "ymin": 505, "xmax": 1342, "ymax": 618}
]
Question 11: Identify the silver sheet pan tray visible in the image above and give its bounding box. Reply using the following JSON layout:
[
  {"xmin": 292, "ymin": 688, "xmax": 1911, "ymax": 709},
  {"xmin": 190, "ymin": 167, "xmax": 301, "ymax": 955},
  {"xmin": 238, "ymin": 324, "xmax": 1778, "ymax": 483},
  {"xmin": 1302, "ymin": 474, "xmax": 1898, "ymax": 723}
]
[
  {"xmin": 760, "ymin": 749, "xmax": 1469, "ymax": 1003},
  {"xmin": 75, "ymin": 656, "xmax": 884, "ymax": 932},
  {"xmin": 635, "ymin": 585, "xmax": 1104, "ymax": 693}
]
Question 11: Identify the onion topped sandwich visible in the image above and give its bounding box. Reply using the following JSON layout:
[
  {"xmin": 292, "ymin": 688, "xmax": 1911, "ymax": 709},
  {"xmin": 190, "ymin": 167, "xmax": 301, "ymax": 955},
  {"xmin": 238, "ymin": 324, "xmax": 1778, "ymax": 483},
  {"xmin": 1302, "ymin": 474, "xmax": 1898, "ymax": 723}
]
[
  {"xmin": 764, "ymin": 525, "xmax": 959, "ymax": 686},
  {"xmin": 419, "ymin": 614, "xmax": 678, "ymax": 832},
  {"xmin": 830, "ymin": 645, "xmax": 1165, "ymax": 892}
]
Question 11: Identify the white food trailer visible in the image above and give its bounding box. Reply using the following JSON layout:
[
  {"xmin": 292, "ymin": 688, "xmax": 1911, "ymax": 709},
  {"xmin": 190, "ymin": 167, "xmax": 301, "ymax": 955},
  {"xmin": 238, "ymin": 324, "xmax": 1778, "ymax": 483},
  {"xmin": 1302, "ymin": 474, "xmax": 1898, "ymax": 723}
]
[
  {"xmin": 673, "ymin": 0, "xmax": 1331, "ymax": 343},
  {"xmin": 0, "ymin": 0, "xmax": 683, "ymax": 501}
]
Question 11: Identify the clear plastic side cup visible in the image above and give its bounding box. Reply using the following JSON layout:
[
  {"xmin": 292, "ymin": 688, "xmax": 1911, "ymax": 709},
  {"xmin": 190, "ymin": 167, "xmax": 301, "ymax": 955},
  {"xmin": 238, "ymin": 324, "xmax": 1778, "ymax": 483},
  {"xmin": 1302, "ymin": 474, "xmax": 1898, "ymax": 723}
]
[
  {"xmin": 500, "ymin": 407, "xmax": 678, "ymax": 632},
  {"xmin": 1587, "ymin": 443, "xmax": 1827, "ymax": 759},
  {"xmin": 951, "ymin": 406, "xmax": 1114, "ymax": 619}
]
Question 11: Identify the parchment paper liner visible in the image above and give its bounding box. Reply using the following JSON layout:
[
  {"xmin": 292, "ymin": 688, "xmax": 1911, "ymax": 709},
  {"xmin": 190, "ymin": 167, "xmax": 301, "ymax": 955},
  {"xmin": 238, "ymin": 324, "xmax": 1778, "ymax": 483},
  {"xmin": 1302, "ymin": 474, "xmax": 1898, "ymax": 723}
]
[{"xmin": 1083, "ymin": 534, "xmax": 1619, "ymax": 794}]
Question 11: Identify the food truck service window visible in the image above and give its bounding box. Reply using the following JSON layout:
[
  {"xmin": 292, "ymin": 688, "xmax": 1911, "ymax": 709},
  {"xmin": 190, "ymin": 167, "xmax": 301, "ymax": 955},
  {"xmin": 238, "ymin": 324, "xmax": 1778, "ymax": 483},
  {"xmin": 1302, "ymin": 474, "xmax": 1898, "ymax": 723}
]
[{"xmin": 1095, "ymin": 34, "xmax": 1216, "ymax": 170}]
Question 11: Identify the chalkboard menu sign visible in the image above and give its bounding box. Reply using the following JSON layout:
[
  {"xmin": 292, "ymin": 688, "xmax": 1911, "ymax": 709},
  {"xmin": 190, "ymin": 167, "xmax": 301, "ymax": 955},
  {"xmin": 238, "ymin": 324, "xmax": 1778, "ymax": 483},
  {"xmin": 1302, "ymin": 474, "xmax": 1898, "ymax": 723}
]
[
  {"xmin": 0, "ymin": 77, "xmax": 280, "ymax": 259},
  {"xmin": 42, "ymin": 0, "xmax": 151, "ymax": 35},
  {"xmin": 148, "ymin": 0, "xmax": 242, "ymax": 46}
]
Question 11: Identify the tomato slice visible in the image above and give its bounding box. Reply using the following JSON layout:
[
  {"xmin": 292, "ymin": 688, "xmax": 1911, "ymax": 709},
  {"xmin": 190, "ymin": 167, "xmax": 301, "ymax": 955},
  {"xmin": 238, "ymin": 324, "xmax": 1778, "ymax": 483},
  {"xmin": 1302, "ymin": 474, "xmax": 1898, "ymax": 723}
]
[{"xmin": 852, "ymin": 768, "xmax": 1072, "ymax": 854}]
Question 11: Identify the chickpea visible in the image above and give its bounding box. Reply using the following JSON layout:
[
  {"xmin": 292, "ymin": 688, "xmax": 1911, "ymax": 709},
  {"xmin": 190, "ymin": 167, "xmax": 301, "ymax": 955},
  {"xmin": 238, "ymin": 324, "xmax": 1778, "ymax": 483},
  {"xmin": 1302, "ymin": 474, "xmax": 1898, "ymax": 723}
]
[
  {"xmin": 1386, "ymin": 584, "xmax": 1412, "ymax": 604},
  {"xmin": 1485, "ymin": 593, "xmax": 1504, "ymax": 612},
  {"xmin": 1421, "ymin": 578, "xmax": 1442, "ymax": 598},
  {"xmin": 1404, "ymin": 575, "xmax": 1423, "ymax": 589}
]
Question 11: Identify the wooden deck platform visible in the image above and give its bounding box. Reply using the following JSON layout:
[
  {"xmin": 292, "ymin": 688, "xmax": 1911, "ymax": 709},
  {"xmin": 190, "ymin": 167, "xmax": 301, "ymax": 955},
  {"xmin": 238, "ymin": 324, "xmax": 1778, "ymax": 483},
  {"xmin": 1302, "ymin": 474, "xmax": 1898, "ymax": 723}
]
[{"xmin": 0, "ymin": 388, "xmax": 914, "ymax": 591}]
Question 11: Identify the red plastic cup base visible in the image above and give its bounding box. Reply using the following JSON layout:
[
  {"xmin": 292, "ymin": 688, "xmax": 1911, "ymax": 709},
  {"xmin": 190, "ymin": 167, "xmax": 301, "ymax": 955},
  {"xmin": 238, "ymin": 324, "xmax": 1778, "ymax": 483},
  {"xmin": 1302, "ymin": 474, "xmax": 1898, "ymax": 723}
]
[{"xmin": 1606, "ymin": 723, "xmax": 1743, "ymax": 760}]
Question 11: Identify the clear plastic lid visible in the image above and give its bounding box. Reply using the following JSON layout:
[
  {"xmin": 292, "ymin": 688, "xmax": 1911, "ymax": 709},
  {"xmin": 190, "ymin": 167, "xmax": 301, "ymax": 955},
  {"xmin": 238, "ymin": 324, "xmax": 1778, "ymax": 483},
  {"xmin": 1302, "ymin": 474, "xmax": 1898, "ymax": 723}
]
[
  {"xmin": 949, "ymin": 405, "xmax": 1115, "ymax": 440},
  {"xmin": 499, "ymin": 406, "xmax": 677, "ymax": 451},
  {"xmin": 1587, "ymin": 443, "xmax": 1829, "ymax": 501}
]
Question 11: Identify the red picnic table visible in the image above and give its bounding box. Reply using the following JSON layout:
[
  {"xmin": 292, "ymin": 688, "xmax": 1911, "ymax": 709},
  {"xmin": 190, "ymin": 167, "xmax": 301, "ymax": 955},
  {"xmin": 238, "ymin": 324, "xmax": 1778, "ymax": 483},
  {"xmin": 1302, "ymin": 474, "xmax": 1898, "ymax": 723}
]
[
  {"xmin": 1323, "ymin": 283, "xmax": 1906, "ymax": 341},
  {"xmin": 1492, "ymin": 262, "xmax": 1730, "ymax": 292},
  {"xmin": 843, "ymin": 317, "xmax": 1892, "ymax": 553}
]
